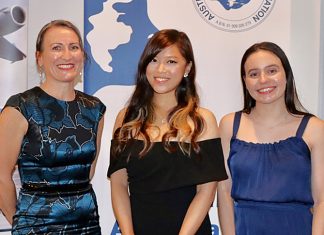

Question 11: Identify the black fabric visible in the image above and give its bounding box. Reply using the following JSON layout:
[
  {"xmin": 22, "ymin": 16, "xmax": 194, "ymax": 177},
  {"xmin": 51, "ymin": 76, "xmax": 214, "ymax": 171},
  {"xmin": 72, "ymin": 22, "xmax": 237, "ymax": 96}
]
[
  {"xmin": 108, "ymin": 138, "xmax": 228, "ymax": 193},
  {"xmin": 108, "ymin": 138, "xmax": 228, "ymax": 234}
]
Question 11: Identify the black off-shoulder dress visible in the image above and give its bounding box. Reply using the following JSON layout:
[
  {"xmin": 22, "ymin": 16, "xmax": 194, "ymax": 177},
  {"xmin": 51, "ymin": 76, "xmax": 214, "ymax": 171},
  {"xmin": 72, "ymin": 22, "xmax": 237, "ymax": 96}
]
[{"xmin": 108, "ymin": 138, "xmax": 228, "ymax": 235}]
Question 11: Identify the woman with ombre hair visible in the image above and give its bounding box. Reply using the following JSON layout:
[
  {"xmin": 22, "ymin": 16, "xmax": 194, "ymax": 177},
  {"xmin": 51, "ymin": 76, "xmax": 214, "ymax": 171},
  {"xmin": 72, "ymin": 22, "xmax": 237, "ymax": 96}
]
[{"xmin": 108, "ymin": 29, "xmax": 228, "ymax": 235}]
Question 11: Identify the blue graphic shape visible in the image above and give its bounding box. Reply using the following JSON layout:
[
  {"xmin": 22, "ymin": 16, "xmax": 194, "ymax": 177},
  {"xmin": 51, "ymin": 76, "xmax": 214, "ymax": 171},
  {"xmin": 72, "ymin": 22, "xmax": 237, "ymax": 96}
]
[
  {"xmin": 217, "ymin": 0, "xmax": 250, "ymax": 10},
  {"xmin": 84, "ymin": 0, "xmax": 158, "ymax": 95},
  {"xmin": 211, "ymin": 224, "xmax": 219, "ymax": 235},
  {"xmin": 110, "ymin": 221, "xmax": 121, "ymax": 235}
]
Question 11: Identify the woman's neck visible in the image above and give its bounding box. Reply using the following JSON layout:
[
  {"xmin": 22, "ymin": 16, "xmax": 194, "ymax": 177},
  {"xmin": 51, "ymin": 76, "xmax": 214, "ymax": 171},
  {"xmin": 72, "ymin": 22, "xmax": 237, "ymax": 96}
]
[
  {"xmin": 250, "ymin": 103, "xmax": 292, "ymax": 128},
  {"xmin": 40, "ymin": 81, "xmax": 75, "ymax": 101}
]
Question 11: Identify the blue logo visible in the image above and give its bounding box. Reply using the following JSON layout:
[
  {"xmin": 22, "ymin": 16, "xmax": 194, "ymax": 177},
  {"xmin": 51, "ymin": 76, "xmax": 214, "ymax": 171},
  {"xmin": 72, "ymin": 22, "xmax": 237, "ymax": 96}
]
[
  {"xmin": 84, "ymin": 0, "xmax": 158, "ymax": 95},
  {"xmin": 193, "ymin": 0, "xmax": 276, "ymax": 32},
  {"xmin": 217, "ymin": 0, "xmax": 251, "ymax": 10}
]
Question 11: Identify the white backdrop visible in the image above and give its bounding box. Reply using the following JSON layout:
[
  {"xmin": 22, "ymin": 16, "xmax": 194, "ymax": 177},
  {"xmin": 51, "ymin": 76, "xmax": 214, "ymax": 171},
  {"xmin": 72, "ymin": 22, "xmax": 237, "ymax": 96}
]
[{"xmin": 1, "ymin": 0, "xmax": 322, "ymax": 234}]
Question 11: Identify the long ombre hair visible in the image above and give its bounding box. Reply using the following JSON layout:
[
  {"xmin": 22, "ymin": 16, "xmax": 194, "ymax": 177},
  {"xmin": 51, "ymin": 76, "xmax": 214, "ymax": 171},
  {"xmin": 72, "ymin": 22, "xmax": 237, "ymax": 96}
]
[{"xmin": 112, "ymin": 29, "xmax": 204, "ymax": 157}]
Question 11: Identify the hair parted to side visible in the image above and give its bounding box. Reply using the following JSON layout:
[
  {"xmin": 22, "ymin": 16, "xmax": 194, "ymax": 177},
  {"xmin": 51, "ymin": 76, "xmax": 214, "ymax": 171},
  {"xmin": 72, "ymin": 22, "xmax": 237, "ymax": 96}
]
[
  {"xmin": 35, "ymin": 19, "xmax": 87, "ymax": 72},
  {"xmin": 112, "ymin": 29, "xmax": 204, "ymax": 157},
  {"xmin": 240, "ymin": 41, "xmax": 309, "ymax": 115}
]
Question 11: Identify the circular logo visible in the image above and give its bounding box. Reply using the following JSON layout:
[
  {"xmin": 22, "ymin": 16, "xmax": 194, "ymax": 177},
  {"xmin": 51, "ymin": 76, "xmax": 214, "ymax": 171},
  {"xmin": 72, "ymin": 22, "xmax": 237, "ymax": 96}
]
[{"xmin": 192, "ymin": 0, "xmax": 276, "ymax": 32}]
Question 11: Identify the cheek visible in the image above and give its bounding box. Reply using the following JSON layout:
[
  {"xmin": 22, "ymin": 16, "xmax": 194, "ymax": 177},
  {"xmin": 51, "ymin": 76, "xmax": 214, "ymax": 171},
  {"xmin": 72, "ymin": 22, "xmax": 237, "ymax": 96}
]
[
  {"xmin": 145, "ymin": 65, "xmax": 155, "ymax": 77},
  {"xmin": 273, "ymin": 76, "xmax": 287, "ymax": 90},
  {"xmin": 45, "ymin": 54, "xmax": 60, "ymax": 65},
  {"xmin": 170, "ymin": 67, "xmax": 185, "ymax": 79},
  {"xmin": 75, "ymin": 52, "xmax": 84, "ymax": 62},
  {"xmin": 244, "ymin": 79, "xmax": 255, "ymax": 92}
]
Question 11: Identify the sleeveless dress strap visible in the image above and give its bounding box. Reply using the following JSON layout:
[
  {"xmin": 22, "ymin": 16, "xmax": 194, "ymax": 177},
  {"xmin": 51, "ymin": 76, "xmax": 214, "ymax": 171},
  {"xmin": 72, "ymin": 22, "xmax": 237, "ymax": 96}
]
[
  {"xmin": 296, "ymin": 115, "xmax": 312, "ymax": 138},
  {"xmin": 232, "ymin": 111, "xmax": 242, "ymax": 138}
]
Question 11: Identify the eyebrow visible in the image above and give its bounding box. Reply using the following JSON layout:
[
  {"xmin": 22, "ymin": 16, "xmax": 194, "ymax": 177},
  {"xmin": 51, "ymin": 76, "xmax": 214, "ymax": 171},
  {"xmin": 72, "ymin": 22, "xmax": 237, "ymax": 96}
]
[
  {"xmin": 50, "ymin": 42, "xmax": 80, "ymax": 45},
  {"xmin": 247, "ymin": 64, "xmax": 280, "ymax": 72}
]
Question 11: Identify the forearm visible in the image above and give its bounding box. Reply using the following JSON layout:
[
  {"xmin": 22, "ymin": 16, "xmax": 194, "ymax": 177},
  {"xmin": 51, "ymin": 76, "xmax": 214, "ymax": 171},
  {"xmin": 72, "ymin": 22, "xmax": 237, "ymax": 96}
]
[
  {"xmin": 312, "ymin": 202, "xmax": 324, "ymax": 235},
  {"xmin": 111, "ymin": 186, "xmax": 134, "ymax": 235},
  {"xmin": 179, "ymin": 182, "xmax": 216, "ymax": 235},
  {"xmin": 217, "ymin": 183, "xmax": 235, "ymax": 235},
  {"xmin": 0, "ymin": 179, "xmax": 17, "ymax": 225}
]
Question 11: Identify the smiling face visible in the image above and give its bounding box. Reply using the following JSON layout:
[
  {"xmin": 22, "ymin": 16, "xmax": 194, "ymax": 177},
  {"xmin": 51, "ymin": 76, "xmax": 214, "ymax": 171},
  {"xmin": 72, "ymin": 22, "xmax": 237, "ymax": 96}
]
[
  {"xmin": 36, "ymin": 26, "xmax": 84, "ymax": 85},
  {"xmin": 145, "ymin": 44, "xmax": 192, "ymax": 97},
  {"xmin": 243, "ymin": 50, "xmax": 287, "ymax": 105}
]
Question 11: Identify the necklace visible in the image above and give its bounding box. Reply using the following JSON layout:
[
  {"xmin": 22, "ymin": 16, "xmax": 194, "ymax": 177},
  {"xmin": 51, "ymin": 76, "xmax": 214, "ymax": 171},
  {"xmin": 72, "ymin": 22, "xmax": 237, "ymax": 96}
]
[
  {"xmin": 154, "ymin": 106, "xmax": 172, "ymax": 125},
  {"xmin": 154, "ymin": 116, "xmax": 167, "ymax": 125}
]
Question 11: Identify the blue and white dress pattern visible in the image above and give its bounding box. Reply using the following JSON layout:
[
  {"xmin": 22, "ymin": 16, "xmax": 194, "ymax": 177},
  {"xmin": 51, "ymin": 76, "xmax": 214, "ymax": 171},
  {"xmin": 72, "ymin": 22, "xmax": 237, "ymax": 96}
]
[{"xmin": 5, "ymin": 86, "xmax": 106, "ymax": 234}]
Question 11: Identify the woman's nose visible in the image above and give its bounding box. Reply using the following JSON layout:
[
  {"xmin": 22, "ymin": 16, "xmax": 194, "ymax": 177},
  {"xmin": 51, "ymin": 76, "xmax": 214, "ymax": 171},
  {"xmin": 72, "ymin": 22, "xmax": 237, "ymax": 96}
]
[
  {"xmin": 259, "ymin": 72, "xmax": 268, "ymax": 83},
  {"xmin": 158, "ymin": 63, "xmax": 166, "ymax": 73},
  {"xmin": 61, "ymin": 48, "xmax": 72, "ymax": 59}
]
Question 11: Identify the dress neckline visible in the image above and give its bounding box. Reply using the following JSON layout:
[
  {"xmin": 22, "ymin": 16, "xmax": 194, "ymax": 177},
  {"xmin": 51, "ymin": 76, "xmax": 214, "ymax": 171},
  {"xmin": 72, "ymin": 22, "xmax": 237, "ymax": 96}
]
[
  {"xmin": 36, "ymin": 86, "xmax": 78, "ymax": 103},
  {"xmin": 231, "ymin": 136, "xmax": 310, "ymax": 151},
  {"xmin": 111, "ymin": 137, "xmax": 220, "ymax": 144}
]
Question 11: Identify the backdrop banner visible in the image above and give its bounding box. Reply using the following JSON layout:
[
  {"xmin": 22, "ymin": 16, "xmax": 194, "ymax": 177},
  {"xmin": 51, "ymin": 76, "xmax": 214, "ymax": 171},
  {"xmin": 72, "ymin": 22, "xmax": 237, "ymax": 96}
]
[
  {"xmin": 0, "ymin": 0, "xmax": 26, "ymax": 233},
  {"xmin": 84, "ymin": 0, "xmax": 290, "ymax": 234}
]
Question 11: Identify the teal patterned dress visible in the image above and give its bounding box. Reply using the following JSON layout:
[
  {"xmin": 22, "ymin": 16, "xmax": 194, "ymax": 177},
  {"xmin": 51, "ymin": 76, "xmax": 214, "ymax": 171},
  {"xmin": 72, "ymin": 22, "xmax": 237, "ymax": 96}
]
[{"xmin": 4, "ymin": 87, "xmax": 106, "ymax": 234}]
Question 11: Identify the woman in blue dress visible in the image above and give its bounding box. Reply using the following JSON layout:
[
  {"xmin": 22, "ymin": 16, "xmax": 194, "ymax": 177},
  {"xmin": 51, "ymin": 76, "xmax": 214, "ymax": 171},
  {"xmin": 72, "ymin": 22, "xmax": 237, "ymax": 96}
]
[
  {"xmin": 217, "ymin": 42, "xmax": 324, "ymax": 235},
  {"xmin": 0, "ymin": 20, "xmax": 105, "ymax": 234},
  {"xmin": 108, "ymin": 29, "xmax": 228, "ymax": 235}
]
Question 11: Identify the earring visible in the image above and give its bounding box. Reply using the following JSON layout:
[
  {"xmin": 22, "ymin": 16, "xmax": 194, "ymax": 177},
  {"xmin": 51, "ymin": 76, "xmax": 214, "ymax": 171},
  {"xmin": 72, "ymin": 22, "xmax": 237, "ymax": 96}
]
[
  {"xmin": 77, "ymin": 71, "xmax": 83, "ymax": 83},
  {"xmin": 184, "ymin": 73, "xmax": 188, "ymax": 78},
  {"xmin": 39, "ymin": 67, "xmax": 45, "ymax": 84}
]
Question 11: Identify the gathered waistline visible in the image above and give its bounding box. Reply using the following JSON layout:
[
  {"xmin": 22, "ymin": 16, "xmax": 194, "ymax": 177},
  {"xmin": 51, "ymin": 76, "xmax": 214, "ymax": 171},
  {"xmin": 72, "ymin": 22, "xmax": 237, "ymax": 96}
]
[
  {"xmin": 22, "ymin": 183, "xmax": 91, "ymax": 193},
  {"xmin": 234, "ymin": 200, "xmax": 313, "ymax": 210}
]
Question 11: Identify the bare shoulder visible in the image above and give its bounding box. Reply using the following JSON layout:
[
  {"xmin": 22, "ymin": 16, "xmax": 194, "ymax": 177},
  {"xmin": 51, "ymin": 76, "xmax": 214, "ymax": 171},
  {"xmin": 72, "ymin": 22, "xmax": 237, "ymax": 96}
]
[
  {"xmin": 0, "ymin": 106, "xmax": 28, "ymax": 140},
  {"xmin": 197, "ymin": 107, "xmax": 217, "ymax": 124},
  {"xmin": 197, "ymin": 107, "xmax": 218, "ymax": 140},
  {"xmin": 306, "ymin": 116, "xmax": 324, "ymax": 134},
  {"xmin": 219, "ymin": 112, "xmax": 236, "ymax": 139},
  {"xmin": 0, "ymin": 107, "xmax": 27, "ymax": 128},
  {"xmin": 304, "ymin": 116, "xmax": 324, "ymax": 147},
  {"xmin": 112, "ymin": 107, "xmax": 127, "ymax": 133}
]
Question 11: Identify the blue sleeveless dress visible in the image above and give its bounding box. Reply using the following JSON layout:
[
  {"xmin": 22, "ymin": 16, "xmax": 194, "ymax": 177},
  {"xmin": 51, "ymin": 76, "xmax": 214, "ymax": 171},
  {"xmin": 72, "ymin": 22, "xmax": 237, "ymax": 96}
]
[
  {"xmin": 4, "ymin": 87, "xmax": 106, "ymax": 234},
  {"xmin": 228, "ymin": 112, "xmax": 313, "ymax": 235}
]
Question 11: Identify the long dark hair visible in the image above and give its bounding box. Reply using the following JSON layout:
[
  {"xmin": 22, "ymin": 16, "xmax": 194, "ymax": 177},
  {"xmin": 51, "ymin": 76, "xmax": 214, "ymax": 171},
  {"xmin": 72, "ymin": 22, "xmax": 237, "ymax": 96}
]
[
  {"xmin": 240, "ymin": 41, "xmax": 308, "ymax": 115},
  {"xmin": 113, "ymin": 29, "xmax": 204, "ymax": 157}
]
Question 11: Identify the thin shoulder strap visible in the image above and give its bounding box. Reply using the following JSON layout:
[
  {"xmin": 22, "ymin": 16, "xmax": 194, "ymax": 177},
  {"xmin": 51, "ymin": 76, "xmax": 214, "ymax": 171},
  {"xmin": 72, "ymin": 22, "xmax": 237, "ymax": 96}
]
[
  {"xmin": 296, "ymin": 115, "xmax": 312, "ymax": 138},
  {"xmin": 232, "ymin": 111, "xmax": 242, "ymax": 138}
]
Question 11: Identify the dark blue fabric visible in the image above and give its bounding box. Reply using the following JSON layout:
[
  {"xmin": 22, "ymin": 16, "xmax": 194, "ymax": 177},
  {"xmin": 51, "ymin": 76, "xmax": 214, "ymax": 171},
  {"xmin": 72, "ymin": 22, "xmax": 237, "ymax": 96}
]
[
  {"xmin": 5, "ymin": 87, "xmax": 105, "ymax": 234},
  {"xmin": 229, "ymin": 112, "xmax": 313, "ymax": 235}
]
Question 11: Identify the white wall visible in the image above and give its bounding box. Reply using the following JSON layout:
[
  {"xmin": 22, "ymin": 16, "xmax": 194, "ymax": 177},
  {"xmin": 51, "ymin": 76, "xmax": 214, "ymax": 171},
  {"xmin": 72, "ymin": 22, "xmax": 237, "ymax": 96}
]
[
  {"xmin": 319, "ymin": 1, "xmax": 324, "ymax": 119},
  {"xmin": 290, "ymin": 0, "xmax": 322, "ymax": 117}
]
